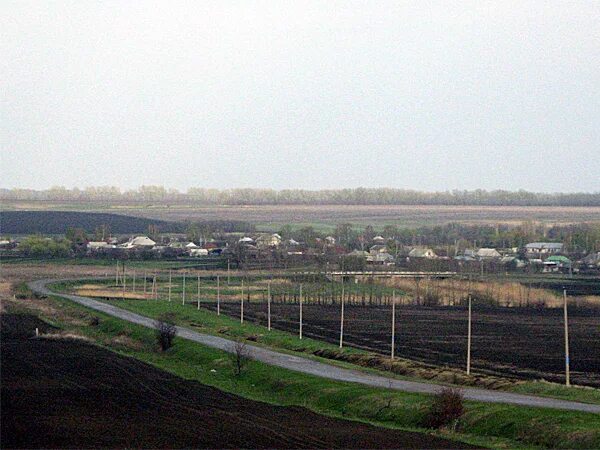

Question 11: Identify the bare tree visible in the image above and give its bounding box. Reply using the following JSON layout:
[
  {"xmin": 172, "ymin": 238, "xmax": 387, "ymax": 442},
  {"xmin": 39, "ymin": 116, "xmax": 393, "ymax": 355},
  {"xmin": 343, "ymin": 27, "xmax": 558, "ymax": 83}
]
[
  {"xmin": 230, "ymin": 339, "xmax": 251, "ymax": 376},
  {"xmin": 156, "ymin": 312, "xmax": 177, "ymax": 351}
]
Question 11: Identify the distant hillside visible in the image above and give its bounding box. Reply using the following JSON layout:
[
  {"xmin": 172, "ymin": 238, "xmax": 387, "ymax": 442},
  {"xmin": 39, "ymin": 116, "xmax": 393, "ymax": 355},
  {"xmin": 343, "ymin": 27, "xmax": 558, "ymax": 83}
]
[{"xmin": 0, "ymin": 211, "xmax": 180, "ymax": 235}]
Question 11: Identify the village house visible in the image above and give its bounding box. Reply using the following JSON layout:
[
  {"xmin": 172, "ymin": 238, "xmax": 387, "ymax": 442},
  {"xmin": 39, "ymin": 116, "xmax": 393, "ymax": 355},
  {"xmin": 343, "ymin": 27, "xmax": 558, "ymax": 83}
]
[
  {"xmin": 408, "ymin": 247, "xmax": 437, "ymax": 259},
  {"xmin": 255, "ymin": 233, "xmax": 282, "ymax": 249},
  {"xmin": 121, "ymin": 236, "xmax": 156, "ymax": 249},
  {"xmin": 476, "ymin": 248, "xmax": 502, "ymax": 259},
  {"xmin": 525, "ymin": 242, "xmax": 564, "ymax": 257}
]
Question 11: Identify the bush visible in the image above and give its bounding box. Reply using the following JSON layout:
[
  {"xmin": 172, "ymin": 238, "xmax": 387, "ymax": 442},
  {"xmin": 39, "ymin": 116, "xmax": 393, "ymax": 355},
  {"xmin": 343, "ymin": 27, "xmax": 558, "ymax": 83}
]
[
  {"xmin": 230, "ymin": 339, "xmax": 251, "ymax": 376},
  {"xmin": 422, "ymin": 387, "xmax": 465, "ymax": 430},
  {"xmin": 89, "ymin": 316, "xmax": 100, "ymax": 326},
  {"xmin": 155, "ymin": 313, "xmax": 177, "ymax": 351}
]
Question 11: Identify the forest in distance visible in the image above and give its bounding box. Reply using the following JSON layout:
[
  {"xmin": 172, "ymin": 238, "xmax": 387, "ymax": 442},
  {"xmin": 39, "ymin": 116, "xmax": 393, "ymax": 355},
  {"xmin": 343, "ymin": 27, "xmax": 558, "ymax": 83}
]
[{"xmin": 2, "ymin": 186, "xmax": 600, "ymax": 206}]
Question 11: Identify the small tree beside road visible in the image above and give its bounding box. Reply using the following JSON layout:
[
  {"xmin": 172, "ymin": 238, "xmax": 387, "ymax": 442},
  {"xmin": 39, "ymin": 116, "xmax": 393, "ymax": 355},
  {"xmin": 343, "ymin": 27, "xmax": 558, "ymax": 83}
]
[{"xmin": 156, "ymin": 312, "xmax": 177, "ymax": 351}]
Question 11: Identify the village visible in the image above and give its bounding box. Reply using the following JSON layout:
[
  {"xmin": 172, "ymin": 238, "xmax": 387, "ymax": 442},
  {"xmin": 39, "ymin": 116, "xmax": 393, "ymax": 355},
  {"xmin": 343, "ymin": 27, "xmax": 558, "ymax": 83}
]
[{"xmin": 3, "ymin": 226, "xmax": 599, "ymax": 275}]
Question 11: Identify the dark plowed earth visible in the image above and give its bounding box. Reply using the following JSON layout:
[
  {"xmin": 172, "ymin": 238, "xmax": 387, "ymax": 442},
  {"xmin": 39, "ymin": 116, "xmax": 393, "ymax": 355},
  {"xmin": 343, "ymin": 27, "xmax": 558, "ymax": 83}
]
[
  {"xmin": 0, "ymin": 315, "xmax": 469, "ymax": 449},
  {"xmin": 206, "ymin": 302, "xmax": 600, "ymax": 387}
]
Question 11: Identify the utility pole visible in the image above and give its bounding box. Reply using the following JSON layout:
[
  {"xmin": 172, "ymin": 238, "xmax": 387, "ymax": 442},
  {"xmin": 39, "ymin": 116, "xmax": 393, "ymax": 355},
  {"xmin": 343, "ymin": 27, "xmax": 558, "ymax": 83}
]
[
  {"xmin": 227, "ymin": 260, "xmax": 231, "ymax": 285},
  {"xmin": 115, "ymin": 261, "xmax": 119, "ymax": 285},
  {"xmin": 564, "ymin": 289, "xmax": 570, "ymax": 386},
  {"xmin": 267, "ymin": 281, "xmax": 271, "ymax": 331},
  {"xmin": 467, "ymin": 294, "xmax": 472, "ymax": 375},
  {"xmin": 240, "ymin": 279, "xmax": 244, "ymax": 324},
  {"xmin": 122, "ymin": 263, "xmax": 126, "ymax": 289},
  {"xmin": 197, "ymin": 274, "xmax": 201, "ymax": 310},
  {"xmin": 152, "ymin": 274, "xmax": 157, "ymax": 300},
  {"xmin": 182, "ymin": 272, "xmax": 186, "ymax": 306},
  {"xmin": 143, "ymin": 271, "xmax": 147, "ymax": 296},
  {"xmin": 339, "ymin": 276, "xmax": 345, "ymax": 349},
  {"xmin": 299, "ymin": 284, "xmax": 303, "ymax": 339},
  {"xmin": 168, "ymin": 269, "xmax": 172, "ymax": 302},
  {"xmin": 132, "ymin": 270, "xmax": 136, "ymax": 292},
  {"xmin": 216, "ymin": 275, "xmax": 220, "ymax": 315},
  {"xmin": 391, "ymin": 289, "xmax": 396, "ymax": 359}
]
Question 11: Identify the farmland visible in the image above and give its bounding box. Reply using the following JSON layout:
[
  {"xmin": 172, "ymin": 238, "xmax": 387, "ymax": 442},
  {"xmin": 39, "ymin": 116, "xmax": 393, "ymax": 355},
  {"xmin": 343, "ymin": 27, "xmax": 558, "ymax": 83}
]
[
  {"xmin": 4, "ymin": 200, "xmax": 600, "ymax": 230},
  {"xmin": 61, "ymin": 274, "xmax": 600, "ymax": 387},
  {"xmin": 2, "ymin": 315, "xmax": 467, "ymax": 449}
]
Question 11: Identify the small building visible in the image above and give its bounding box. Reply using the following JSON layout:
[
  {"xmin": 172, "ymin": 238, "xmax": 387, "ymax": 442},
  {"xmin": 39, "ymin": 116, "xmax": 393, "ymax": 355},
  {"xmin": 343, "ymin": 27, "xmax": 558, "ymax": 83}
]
[
  {"xmin": 87, "ymin": 241, "xmax": 111, "ymax": 251},
  {"xmin": 476, "ymin": 248, "xmax": 501, "ymax": 259},
  {"xmin": 324, "ymin": 236, "xmax": 336, "ymax": 245},
  {"xmin": 408, "ymin": 247, "xmax": 437, "ymax": 259},
  {"xmin": 122, "ymin": 236, "xmax": 156, "ymax": 249},
  {"xmin": 525, "ymin": 242, "xmax": 564, "ymax": 255},
  {"xmin": 189, "ymin": 248, "xmax": 209, "ymax": 257},
  {"xmin": 369, "ymin": 244, "xmax": 389, "ymax": 254},
  {"xmin": 256, "ymin": 233, "xmax": 282, "ymax": 249},
  {"xmin": 372, "ymin": 252, "xmax": 394, "ymax": 265},
  {"xmin": 372, "ymin": 235, "xmax": 386, "ymax": 245}
]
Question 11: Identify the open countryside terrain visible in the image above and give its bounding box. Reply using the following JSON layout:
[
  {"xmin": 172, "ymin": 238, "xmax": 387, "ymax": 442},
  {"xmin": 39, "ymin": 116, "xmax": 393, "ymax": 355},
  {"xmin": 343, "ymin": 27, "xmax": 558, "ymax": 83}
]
[
  {"xmin": 3, "ymin": 263, "xmax": 600, "ymax": 449},
  {"xmin": 4, "ymin": 201, "xmax": 600, "ymax": 230},
  {"xmin": 62, "ymin": 274, "xmax": 600, "ymax": 387},
  {"xmin": 1, "ymin": 315, "xmax": 464, "ymax": 449}
]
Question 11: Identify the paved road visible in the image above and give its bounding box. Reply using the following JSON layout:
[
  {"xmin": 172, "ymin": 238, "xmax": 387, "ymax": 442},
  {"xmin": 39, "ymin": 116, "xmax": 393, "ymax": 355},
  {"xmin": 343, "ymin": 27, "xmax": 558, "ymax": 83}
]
[{"xmin": 30, "ymin": 278, "xmax": 600, "ymax": 414}]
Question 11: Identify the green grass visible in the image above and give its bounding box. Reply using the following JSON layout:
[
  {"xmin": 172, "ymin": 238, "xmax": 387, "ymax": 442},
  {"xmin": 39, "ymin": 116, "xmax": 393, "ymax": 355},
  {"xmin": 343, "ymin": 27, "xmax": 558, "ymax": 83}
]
[
  {"xmin": 8, "ymin": 286, "xmax": 600, "ymax": 449},
  {"xmin": 11, "ymin": 289, "xmax": 600, "ymax": 448},
  {"xmin": 52, "ymin": 279, "xmax": 600, "ymax": 407}
]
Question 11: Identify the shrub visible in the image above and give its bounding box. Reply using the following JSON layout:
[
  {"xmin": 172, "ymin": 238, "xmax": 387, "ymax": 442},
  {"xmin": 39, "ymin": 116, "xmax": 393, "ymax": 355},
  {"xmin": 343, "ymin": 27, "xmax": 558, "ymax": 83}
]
[
  {"xmin": 89, "ymin": 316, "xmax": 101, "ymax": 326},
  {"xmin": 230, "ymin": 339, "xmax": 251, "ymax": 376},
  {"xmin": 422, "ymin": 387, "xmax": 465, "ymax": 430},
  {"xmin": 155, "ymin": 312, "xmax": 177, "ymax": 351}
]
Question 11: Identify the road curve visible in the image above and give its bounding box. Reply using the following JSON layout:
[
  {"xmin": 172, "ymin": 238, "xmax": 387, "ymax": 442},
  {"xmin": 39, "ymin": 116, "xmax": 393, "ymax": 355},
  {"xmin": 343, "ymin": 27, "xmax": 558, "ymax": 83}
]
[{"xmin": 29, "ymin": 278, "xmax": 600, "ymax": 414}]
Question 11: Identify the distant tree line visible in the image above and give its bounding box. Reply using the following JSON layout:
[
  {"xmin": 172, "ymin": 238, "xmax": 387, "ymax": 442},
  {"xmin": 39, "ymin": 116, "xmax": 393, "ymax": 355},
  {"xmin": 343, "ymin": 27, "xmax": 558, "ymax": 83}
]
[{"xmin": 2, "ymin": 186, "xmax": 600, "ymax": 206}]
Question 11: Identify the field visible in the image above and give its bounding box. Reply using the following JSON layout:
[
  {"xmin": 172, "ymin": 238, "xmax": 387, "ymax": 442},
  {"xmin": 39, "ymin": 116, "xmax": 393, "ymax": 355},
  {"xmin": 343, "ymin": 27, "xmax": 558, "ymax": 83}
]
[
  {"xmin": 1, "ymin": 315, "xmax": 466, "ymax": 449},
  {"xmin": 4, "ymin": 200, "xmax": 600, "ymax": 229},
  {"xmin": 62, "ymin": 274, "xmax": 600, "ymax": 387},
  {"xmin": 211, "ymin": 302, "xmax": 600, "ymax": 387},
  {"xmin": 4, "ymin": 264, "xmax": 600, "ymax": 449}
]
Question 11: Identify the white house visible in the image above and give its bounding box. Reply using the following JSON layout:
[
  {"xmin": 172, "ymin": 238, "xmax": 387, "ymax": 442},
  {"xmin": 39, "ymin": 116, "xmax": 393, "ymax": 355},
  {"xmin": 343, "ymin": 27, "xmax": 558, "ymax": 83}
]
[
  {"xmin": 525, "ymin": 242, "xmax": 563, "ymax": 255},
  {"xmin": 122, "ymin": 236, "xmax": 156, "ymax": 249},
  {"xmin": 408, "ymin": 247, "xmax": 437, "ymax": 259},
  {"xmin": 476, "ymin": 248, "xmax": 501, "ymax": 259}
]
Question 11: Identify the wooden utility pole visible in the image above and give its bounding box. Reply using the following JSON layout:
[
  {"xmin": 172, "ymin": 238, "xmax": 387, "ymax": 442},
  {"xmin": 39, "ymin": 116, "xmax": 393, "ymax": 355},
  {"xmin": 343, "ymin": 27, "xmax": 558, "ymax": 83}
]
[
  {"xmin": 240, "ymin": 279, "xmax": 244, "ymax": 324},
  {"xmin": 168, "ymin": 269, "xmax": 172, "ymax": 302},
  {"xmin": 467, "ymin": 294, "xmax": 472, "ymax": 375},
  {"xmin": 143, "ymin": 271, "xmax": 147, "ymax": 296},
  {"xmin": 182, "ymin": 272, "xmax": 186, "ymax": 306},
  {"xmin": 115, "ymin": 261, "xmax": 119, "ymax": 285},
  {"xmin": 267, "ymin": 281, "xmax": 271, "ymax": 331},
  {"xmin": 122, "ymin": 264, "xmax": 126, "ymax": 289},
  {"xmin": 216, "ymin": 275, "xmax": 220, "ymax": 315},
  {"xmin": 122, "ymin": 273, "xmax": 125, "ymax": 300},
  {"xmin": 152, "ymin": 275, "xmax": 157, "ymax": 300},
  {"xmin": 339, "ymin": 277, "xmax": 345, "ymax": 349},
  {"xmin": 227, "ymin": 260, "xmax": 231, "ymax": 285},
  {"xmin": 132, "ymin": 270, "xmax": 136, "ymax": 292},
  {"xmin": 197, "ymin": 274, "xmax": 201, "ymax": 310},
  {"xmin": 299, "ymin": 284, "xmax": 303, "ymax": 340},
  {"xmin": 391, "ymin": 289, "xmax": 396, "ymax": 359},
  {"xmin": 564, "ymin": 289, "xmax": 570, "ymax": 386}
]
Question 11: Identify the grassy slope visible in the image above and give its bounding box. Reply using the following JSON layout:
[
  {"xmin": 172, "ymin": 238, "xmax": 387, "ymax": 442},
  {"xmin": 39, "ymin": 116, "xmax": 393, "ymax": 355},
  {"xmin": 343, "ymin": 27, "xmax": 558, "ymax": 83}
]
[
  {"xmin": 9, "ymin": 287, "xmax": 600, "ymax": 450},
  {"xmin": 53, "ymin": 279, "xmax": 600, "ymax": 407},
  {"xmin": 9, "ymin": 281, "xmax": 600, "ymax": 449}
]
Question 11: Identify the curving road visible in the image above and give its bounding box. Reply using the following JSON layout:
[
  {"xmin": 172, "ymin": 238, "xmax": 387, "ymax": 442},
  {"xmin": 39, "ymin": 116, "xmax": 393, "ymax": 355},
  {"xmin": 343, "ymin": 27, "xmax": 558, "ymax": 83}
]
[{"xmin": 29, "ymin": 278, "xmax": 600, "ymax": 414}]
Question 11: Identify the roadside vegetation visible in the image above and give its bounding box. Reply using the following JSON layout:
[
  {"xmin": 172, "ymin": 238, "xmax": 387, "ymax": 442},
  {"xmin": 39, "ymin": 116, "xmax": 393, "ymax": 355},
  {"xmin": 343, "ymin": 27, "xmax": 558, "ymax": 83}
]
[{"xmin": 5, "ymin": 283, "xmax": 600, "ymax": 449}]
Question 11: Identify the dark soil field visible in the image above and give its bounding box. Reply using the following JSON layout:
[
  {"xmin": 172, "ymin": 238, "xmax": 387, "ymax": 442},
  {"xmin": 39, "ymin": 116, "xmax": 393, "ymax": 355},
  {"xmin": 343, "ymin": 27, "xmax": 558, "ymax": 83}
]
[
  {"xmin": 1, "ymin": 314, "xmax": 466, "ymax": 449},
  {"xmin": 4, "ymin": 200, "xmax": 600, "ymax": 228},
  {"xmin": 208, "ymin": 302, "xmax": 600, "ymax": 387}
]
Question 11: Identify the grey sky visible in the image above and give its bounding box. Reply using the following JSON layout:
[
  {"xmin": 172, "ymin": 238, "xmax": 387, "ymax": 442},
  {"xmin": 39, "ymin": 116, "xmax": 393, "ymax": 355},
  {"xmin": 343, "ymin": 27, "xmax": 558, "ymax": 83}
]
[{"xmin": 2, "ymin": 1, "xmax": 599, "ymax": 192}]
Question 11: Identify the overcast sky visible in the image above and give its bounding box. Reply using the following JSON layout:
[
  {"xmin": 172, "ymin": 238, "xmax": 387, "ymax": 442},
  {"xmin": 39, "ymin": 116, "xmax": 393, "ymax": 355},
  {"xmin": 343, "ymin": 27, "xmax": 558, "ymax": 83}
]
[{"xmin": 2, "ymin": 1, "xmax": 599, "ymax": 192}]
